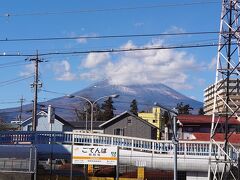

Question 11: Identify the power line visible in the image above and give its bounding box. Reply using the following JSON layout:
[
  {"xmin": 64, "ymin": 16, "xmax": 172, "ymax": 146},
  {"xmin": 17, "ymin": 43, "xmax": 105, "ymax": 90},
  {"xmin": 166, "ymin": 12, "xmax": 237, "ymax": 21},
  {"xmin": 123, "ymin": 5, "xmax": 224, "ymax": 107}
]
[
  {"xmin": 0, "ymin": 74, "xmax": 34, "ymax": 87},
  {"xmin": 0, "ymin": 60, "xmax": 23, "ymax": 65},
  {"xmin": 0, "ymin": 41, "xmax": 222, "ymax": 57},
  {"xmin": 0, "ymin": 74, "xmax": 33, "ymax": 85},
  {"xmin": 0, "ymin": 37, "xmax": 218, "ymax": 62},
  {"xmin": 29, "ymin": 42, "xmax": 225, "ymax": 56},
  {"xmin": 0, "ymin": 100, "xmax": 32, "ymax": 105},
  {"xmin": 0, "ymin": 62, "xmax": 30, "ymax": 68},
  {"xmin": 0, "ymin": 59, "xmax": 31, "ymax": 69},
  {"xmin": 45, "ymin": 105, "xmax": 85, "ymax": 112},
  {"xmin": 1, "ymin": 1, "xmax": 219, "ymax": 18},
  {"xmin": 0, "ymin": 31, "xmax": 218, "ymax": 42},
  {"xmin": 41, "ymin": 89, "xmax": 67, "ymax": 96}
]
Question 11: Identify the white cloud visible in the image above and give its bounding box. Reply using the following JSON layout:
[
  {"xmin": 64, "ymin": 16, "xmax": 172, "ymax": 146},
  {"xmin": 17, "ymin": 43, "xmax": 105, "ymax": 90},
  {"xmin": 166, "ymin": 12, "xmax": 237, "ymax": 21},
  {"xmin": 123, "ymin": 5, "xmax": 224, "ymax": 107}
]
[
  {"xmin": 76, "ymin": 37, "xmax": 87, "ymax": 44},
  {"xmin": 67, "ymin": 32, "xmax": 97, "ymax": 44},
  {"xmin": 198, "ymin": 78, "xmax": 206, "ymax": 86},
  {"xmin": 208, "ymin": 57, "xmax": 216, "ymax": 70},
  {"xmin": 134, "ymin": 22, "xmax": 144, "ymax": 27},
  {"xmin": 120, "ymin": 40, "xmax": 137, "ymax": 49},
  {"xmin": 52, "ymin": 60, "xmax": 77, "ymax": 81},
  {"xmin": 19, "ymin": 63, "xmax": 34, "ymax": 76},
  {"xmin": 82, "ymin": 52, "xmax": 110, "ymax": 68},
  {"xmin": 79, "ymin": 39, "xmax": 200, "ymax": 90},
  {"xmin": 76, "ymin": 33, "xmax": 97, "ymax": 44},
  {"xmin": 190, "ymin": 96, "xmax": 197, "ymax": 100},
  {"xmin": 165, "ymin": 26, "xmax": 185, "ymax": 34},
  {"xmin": 79, "ymin": 71, "xmax": 99, "ymax": 80}
]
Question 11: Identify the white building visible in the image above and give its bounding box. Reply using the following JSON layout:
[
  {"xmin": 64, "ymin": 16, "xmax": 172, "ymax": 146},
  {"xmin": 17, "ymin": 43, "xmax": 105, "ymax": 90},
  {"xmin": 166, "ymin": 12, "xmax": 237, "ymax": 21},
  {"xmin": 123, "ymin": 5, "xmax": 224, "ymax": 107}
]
[
  {"xmin": 19, "ymin": 111, "xmax": 72, "ymax": 131},
  {"xmin": 204, "ymin": 79, "xmax": 240, "ymax": 115}
]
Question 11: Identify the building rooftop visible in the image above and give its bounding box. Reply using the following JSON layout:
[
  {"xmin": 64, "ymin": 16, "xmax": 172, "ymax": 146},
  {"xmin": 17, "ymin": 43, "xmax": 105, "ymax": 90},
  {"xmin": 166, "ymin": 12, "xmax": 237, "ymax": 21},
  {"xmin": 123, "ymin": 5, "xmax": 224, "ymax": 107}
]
[
  {"xmin": 68, "ymin": 121, "xmax": 105, "ymax": 130},
  {"xmin": 99, "ymin": 111, "xmax": 158, "ymax": 129},
  {"xmin": 177, "ymin": 115, "xmax": 240, "ymax": 125},
  {"xmin": 191, "ymin": 132, "xmax": 240, "ymax": 144}
]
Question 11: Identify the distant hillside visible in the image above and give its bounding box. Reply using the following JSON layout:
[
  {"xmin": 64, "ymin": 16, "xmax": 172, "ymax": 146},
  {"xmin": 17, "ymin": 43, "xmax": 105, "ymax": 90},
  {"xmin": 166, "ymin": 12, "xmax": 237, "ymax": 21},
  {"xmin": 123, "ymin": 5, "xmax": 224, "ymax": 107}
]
[{"xmin": 0, "ymin": 80, "xmax": 203, "ymax": 122}]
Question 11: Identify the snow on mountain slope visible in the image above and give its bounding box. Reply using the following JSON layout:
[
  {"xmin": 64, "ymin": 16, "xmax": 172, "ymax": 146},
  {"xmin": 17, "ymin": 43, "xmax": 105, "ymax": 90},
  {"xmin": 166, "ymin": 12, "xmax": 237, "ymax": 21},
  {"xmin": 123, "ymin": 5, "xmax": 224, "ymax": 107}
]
[{"xmin": 0, "ymin": 80, "xmax": 202, "ymax": 122}]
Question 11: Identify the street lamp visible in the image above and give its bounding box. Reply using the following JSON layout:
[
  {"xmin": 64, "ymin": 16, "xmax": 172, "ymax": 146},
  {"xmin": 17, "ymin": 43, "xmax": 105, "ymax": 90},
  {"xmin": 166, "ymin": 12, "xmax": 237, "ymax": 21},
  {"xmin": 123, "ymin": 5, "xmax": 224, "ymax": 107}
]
[
  {"xmin": 67, "ymin": 94, "xmax": 119, "ymax": 133},
  {"xmin": 154, "ymin": 102, "xmax": 178, "ymax": 180},
  {"xmin": 67, "ymin": 94, "xmax": 119, "ymax": 180}
]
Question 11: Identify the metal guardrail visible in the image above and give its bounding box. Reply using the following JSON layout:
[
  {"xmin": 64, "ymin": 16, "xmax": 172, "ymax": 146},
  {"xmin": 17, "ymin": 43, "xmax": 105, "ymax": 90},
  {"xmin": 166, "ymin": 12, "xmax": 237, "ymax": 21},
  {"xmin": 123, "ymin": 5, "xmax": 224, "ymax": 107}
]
[
  {"xmin": 0, "ymin": 131, "xmax": 238, "ymax": 158},
  {"xmin": 0, "ymin": 145, "xmax": 36, "ymax": 173},
  {"xmin": 0, "ymin": 159, "xmax": 31, "ymax": 172}
]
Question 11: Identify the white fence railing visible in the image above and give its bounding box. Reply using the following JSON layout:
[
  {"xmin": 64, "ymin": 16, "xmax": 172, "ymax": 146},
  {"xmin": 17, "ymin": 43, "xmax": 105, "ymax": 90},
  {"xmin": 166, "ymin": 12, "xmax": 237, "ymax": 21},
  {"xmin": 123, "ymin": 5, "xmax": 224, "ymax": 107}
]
[{"xmin": 0, "ymin": 131, "xmax": 238, "ymax": 159}]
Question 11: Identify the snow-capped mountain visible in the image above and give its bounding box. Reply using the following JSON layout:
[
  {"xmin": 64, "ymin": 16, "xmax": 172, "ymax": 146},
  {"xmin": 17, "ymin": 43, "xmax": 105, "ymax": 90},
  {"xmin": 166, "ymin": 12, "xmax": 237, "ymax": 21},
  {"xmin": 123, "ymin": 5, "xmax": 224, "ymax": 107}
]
[{"xmin": 0, "ymin": 80, "xmax": 203, "ymax": 122}]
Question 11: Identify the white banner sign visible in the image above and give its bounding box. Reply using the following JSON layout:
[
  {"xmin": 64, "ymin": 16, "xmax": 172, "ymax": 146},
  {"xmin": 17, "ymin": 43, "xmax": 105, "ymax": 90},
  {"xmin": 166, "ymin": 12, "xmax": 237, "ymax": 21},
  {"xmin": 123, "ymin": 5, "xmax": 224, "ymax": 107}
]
[
  {"xmin": 47, "ymin": 105, "xmax": 55, "ymax": 124},
  {"xmin": 72, "ymin": 145, "xmax": 118, "ymax": 165}
]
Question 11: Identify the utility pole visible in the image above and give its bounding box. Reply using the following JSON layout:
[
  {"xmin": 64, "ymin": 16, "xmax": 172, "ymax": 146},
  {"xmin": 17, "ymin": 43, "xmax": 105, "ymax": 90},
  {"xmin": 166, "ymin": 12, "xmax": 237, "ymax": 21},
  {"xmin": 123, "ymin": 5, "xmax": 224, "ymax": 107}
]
[
  {"xmin": 173, "ymin": 115, "xmax": 178, "ymax": 180},
  {"xmin": 154, "ymin": 103, "xmax": 178, "ymax": 180},
  {"xmin": 28, "ymin": 51, "xmax": 43, "ymax": 132},
  {"xmin": 18, "ymin": 96, "xmax": 25, "ymax": 130}
]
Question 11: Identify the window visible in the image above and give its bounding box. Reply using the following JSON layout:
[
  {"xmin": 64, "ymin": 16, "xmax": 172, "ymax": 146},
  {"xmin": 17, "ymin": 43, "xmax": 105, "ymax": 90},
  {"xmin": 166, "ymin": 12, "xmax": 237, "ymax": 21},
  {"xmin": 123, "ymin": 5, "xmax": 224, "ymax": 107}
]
[
  {"xmin": 186, "ymin": 127, "xmax": 193, "ymax": 132},
  {"xmin": 27, "ymin": 125, "xmax": 32, "ymax": 131},
  {"xmin": 114, "ymin": 128, "xmax": 124, "ymax": 136},
  {"xmin": 127, "ymin": 118, "xmax": 132, "ymax": 125}
]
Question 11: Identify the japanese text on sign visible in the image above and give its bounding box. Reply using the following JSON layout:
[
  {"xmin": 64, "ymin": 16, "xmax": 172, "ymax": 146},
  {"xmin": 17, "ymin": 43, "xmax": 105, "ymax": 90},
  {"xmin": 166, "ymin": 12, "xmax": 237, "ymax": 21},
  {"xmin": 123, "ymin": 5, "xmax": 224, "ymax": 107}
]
[{"xmin": 72, "ymin": 145, "xmax": 118, "ymax": 165}]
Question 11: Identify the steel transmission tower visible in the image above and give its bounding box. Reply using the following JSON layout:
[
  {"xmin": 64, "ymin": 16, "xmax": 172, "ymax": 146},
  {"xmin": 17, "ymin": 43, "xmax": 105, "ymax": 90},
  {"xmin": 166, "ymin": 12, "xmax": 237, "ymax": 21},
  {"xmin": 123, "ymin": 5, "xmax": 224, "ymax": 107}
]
[{"xmin": 208, "ymin": 0, "xmax": 240, "ymax": 179}]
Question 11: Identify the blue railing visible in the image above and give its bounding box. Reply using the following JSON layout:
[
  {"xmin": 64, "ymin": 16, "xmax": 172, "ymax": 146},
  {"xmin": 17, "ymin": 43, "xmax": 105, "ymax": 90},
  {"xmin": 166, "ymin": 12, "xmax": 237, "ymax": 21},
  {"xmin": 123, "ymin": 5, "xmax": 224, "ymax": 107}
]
[{"xmin": 0, "ymin": 131, "xmax": 238, "ymax": 159}]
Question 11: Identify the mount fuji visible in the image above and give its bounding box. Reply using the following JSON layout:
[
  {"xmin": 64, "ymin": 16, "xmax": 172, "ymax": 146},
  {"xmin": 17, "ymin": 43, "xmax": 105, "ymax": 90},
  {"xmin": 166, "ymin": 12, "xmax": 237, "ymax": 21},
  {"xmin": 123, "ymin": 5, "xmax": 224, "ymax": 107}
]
[{"xmin": 0, "ymin": 80, "xmax": 203, "ymax": 122}]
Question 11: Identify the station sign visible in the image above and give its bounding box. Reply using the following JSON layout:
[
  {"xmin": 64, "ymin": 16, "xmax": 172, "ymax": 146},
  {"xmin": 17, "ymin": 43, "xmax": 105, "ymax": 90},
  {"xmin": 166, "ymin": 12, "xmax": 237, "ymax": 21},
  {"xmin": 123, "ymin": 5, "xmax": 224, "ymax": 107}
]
[{"xmin": 72, "ymin": 145, "xmax": 118, "ymax": 165}]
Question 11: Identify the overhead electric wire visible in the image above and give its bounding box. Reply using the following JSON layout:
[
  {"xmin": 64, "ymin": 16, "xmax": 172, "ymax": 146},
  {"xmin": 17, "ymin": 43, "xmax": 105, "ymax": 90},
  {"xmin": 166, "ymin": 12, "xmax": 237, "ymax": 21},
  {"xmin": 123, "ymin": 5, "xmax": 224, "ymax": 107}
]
[
  {"xmin": 0, "ymin": 74, "xmax": 34, "ymax": 87},
  {"xmin": 46, "ymin": 105, "xmax": 86, "ymax": 112},
  {"xmin": 0, "ymin": 62, "xmax": 30, "ymax": 68},
  {"xmin": 0, "ymin": 37, "xmax": 218, "ymax": 63},
  {"xmin": 0, "ymin": 100, "xmax": 28, "ymax": 104},
  {"xmin": 1, "ymin": 1, "xmax": 219, "ymax": 18},
  {"xmin": 0, "ymin": 105, "xmax": 86, "ymax": 113},
  {"xmin": 0, "ymin": 41, "xmax": 223, "ymax": 57},
  {"xmin": 41, "ymin": 89, "xmax": 67, "ymax": 96},
  {"xmin": 0, "ymin": 60, "xmax": 22, "ymax": 65},
  {"xmin": 0, "ymin": 60, "xmax": 30, "ymax": 68},
  {"xmin": 0, "ymin": 31, "xmax": 218, "ymax": 42},
  {"xmin": 0, "ymin": 37, "xmax": 218, "ymax": 61},
  {"xmin": 0, "ymin": 43, "xmax": 216, "ymax": 57}
]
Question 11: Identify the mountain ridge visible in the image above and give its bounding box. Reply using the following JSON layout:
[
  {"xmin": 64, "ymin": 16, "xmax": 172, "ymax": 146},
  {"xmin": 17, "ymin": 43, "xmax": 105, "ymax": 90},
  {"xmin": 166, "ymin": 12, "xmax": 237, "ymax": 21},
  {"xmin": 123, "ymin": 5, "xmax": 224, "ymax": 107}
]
[{"xmin": 0, "ymin": 80, "xmax": 203, "ymax": 122}]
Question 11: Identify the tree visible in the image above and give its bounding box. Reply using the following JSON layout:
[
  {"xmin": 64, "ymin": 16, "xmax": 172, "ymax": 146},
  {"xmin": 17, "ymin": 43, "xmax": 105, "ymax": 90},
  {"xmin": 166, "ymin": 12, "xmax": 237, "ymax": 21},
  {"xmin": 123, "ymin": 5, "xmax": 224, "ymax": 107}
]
[
  {"xmin": 162, "ymin": 111, "xmax": 170, "ymax": 125},
  {"xmin": 176, "ymin": 102, "xmax": 193, "ymax": 115},
  {"xmin": 130, "ymin": 99, "xmax": 138, "ymax": 116},
  {"xmin": 0, "ymin": 123, "xmax": 18, "ymax": 131},
  {"xmin": 198, "ymin": 107, "xmax": 204, "ymax": 115},
  {"xmin": 101, "ymin": 97, "xmax": 115, "ymax": 121},
  {"xmin": 94, "ymin": 104, "xmax": 104, "ymax": 121},
  {"xmin": 74, "ymin": 102, "xmax": 91, "ymax": 122}
]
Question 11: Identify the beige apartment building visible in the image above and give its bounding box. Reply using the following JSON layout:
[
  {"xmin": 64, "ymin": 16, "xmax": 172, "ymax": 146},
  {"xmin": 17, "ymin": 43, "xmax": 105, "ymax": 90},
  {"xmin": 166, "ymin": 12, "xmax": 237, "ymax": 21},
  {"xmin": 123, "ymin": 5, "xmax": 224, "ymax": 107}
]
[{"xmin": 204, "ymin": 79, "xmax": 240, "ymax": 115}]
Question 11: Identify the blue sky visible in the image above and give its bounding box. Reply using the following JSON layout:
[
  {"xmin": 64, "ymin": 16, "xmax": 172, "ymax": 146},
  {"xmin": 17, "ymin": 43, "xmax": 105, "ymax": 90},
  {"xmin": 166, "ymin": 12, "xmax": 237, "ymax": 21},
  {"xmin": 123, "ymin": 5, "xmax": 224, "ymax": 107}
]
[{"xmin": 0, "ymin": 0, "xmax": 220, "ymax": 108}]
